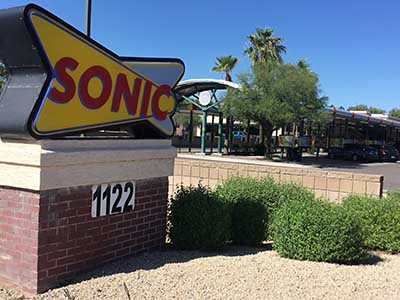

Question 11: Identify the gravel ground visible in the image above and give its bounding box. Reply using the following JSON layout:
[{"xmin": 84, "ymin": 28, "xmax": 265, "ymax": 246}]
[{"xmin": 1, "ymin": 246, "xmax": 400, "ymax": 300}]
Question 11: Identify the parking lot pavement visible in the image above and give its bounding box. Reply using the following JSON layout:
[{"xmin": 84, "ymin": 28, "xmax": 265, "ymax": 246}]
[
  {"xmin": 328, "ymin": 162, "xmax": 399, "ymax": 191},
  {"xmin": 214, "ymin": 153, "xmax": 400, "ymax": 191},
  {"xmin": 288, "ymin": 156, "xmax": 400, "ymax": 191}
]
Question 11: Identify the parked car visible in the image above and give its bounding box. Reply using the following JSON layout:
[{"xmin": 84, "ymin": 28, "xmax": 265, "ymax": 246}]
[
  {"xmin": 232, "ymin": 130, "xmax": 247, "ymax": 141},
  {"xmin": 328, "ymin": 145, "xmax": 379, "ymax": 162},
  {"xmin": 371, "ymin": 145, "xmax": 399, "ymax": 162}
]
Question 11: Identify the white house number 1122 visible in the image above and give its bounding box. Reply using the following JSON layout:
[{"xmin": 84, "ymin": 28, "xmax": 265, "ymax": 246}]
[{"xmin": 91, "ymin": 181, "xmax": 135, "ymax": 218}]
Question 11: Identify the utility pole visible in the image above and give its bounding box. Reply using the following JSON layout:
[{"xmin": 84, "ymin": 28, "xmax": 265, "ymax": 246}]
[{"xmin": 85, "ymin": 0, "xmax": 92, "ymax": 37}]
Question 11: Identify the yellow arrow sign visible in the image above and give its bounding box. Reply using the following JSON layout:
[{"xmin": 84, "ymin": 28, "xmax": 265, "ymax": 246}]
[{"xmin": 25, "ymin": 5, "xmax": 184, "ymax": 138}]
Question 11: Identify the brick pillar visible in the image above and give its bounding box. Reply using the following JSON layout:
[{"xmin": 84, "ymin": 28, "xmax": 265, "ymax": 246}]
[
  {"xmin": 0, "ymin": 188, "xmax": 40, "ymax": 294},
  {"xmin": 0, "ymin": 139, "xmax": 175, "ymax": 294}
]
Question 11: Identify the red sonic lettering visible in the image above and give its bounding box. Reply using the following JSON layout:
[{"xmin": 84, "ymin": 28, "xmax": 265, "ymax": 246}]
[
  {"xmin": 48, "ymin": 57, "xmax": 174, "ymax": 121},
  {"xmin": 48, "ymin": 57, "xmax": 78, "ymax": 103},
  {"xmin": 78, "ymin": 65, "xmax": 112, "ymax": 109}
]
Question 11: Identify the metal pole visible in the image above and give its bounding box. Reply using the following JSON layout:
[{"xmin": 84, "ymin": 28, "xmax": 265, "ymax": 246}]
[
  {"xmin": 188, "ymin": 109, "xmax": 193, "ymax": 153},
  {"xmin": 225, "ymin": 116, "xmax": 230, "ymax": 153},
  {"xmin": 229, "ymin": 117, "xmax": 233, "ymax": 154},
  {"xmin": 218, "ymin": 112, "xmax": 223, "ymax": 153},
  {"xmin": 86, "ymin": 0, "xmax": 92, "ymax": 37},
  {"xmin": 210, "ymin": 114, "xmax": 215, "ymax": 154},
  {"xmin": 201, "ymin": 110, "xmax": 207, "ymax": 154}
]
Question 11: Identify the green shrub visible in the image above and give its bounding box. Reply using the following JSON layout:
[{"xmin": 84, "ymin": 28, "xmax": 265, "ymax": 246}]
[
  {"xmin": 271, "ymin": 182, "xmax": 316, "ymax": 212},
  {"xmin": 231, "ymin": 199, "xmax": 267, "ymax": 245},
  {"xmin": 168, "ymin": 184, "xmax": 230, "ymax": 250},
  {"xmin": 343, "ymin": 195, "xmax": 400, "ymax": 253},
  {"xmin": 272, "ymin": 199, "xmax": 366, "ymax": 263},
  {"xmin": 215, "ymin": 177, "xmax": 276, "ymax": 205},
  {"xmin": 267, "ymin": 182, "xmax": 317, "ymax": 240},
  {"xmin": 387, "ymin": 189, "xmax": 400, "ymax": 199},
  {"xmin": 215, "ymin": 177, "xmax": 276, "ymax": 239},
  {"xmin": 215, "ymin": 177, "xmax": 316, "ymax": 240}
]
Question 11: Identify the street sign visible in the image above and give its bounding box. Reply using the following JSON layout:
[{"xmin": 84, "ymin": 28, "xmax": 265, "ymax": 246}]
[{"xmin": 0, "ymin": 4, "xmax": 185, "ymax": 139}]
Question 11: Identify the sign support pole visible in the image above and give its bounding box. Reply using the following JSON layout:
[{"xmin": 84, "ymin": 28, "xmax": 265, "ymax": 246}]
[{"xmin": 86, "ymin": 0, "xmax": 92, "ymax": 37}]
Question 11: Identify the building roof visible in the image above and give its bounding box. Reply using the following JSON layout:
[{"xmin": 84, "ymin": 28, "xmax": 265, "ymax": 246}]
[{"xmin": 326, "ymin": 107, "xmax": 400, "ymax": 128}]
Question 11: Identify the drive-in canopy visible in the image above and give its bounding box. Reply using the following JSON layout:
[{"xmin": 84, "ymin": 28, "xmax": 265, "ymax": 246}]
[
  {"xmin": 174, "ymin": 78, "xmax": 240, "ymax": 100},
  {"xmin": 173, "ymin": 78, "xmax": 241, "ymax": 154}
]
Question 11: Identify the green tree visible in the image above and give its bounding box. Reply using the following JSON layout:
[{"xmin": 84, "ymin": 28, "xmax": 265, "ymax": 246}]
[
  {"xmin": 173, "ymin": 111, "xmax": 201, "ymax": 128},
  {"xmin": 244, "ymin": 27, "xmax": 287, "ymax": 64},
  {"xmin": 348, "ymin": 104, "xmax": 368, "ymax": 111},
  {"xmin": 243, "ymin": 28, "xmax": 287, "ymax": 144},
  {"xmin": 297, "ymin": 59, "xmax": 309, "ymax": 70},
  {"xmin": 389, "ymin": 108, "xmax": 400, "ymax": 119},
  {"xmin": 211, "ymin": 55, "xmax": 238, "ymax": 82},
  {"xmin": 222, "ymin": 62, "xmax": 327, "ymax": 154},
  {"xmin": 348, "ymin": 104, "xmax": 385, "ymax": 114}
]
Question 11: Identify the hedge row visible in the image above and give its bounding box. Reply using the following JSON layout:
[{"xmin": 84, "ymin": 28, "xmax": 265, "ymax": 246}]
[
  {"xmin": 214, "ymin": 177, "xmax": 316, "ymax": 241},
  {"xmin": 167, "ymin": 177, "xmax": 400, "ymax": 262}
]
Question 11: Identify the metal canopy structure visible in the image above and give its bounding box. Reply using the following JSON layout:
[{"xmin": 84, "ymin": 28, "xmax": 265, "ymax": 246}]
[
  {"xmin": 323, "ymin": 107, "xmax": 400, "ymax": 149},
  {"xmin": 174, "ymin": 79, "xmax": 241, "ymax": 154},
  {"xmin": 326, "ymin": 107, "xmax": 400, "ymax": 128},
  {"xmin": 175, "ymin": 79, "xmax": 240, "ymax": 100}
]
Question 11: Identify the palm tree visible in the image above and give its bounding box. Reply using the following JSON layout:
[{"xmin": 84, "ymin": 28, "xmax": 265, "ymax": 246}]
[
  {"xmin": 244, "ymin": 27, "xmax": 286, "ymax": 64},
  {"xmin": 211, "ymin": 55, "xmax": 238, "ymax": 82}
]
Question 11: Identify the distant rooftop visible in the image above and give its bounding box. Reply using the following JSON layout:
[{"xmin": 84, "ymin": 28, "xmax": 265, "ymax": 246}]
[{"xmin": 327, "ymin": 107, "xmax": 400, "ymax": 128}]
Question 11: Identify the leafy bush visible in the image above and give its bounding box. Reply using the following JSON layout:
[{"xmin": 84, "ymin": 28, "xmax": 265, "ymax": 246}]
[
  {"xmin": 271, "ymin": 181, "xmax": 316, "ymax": 211},
  {"xmin": 231, "ymin": 199, "xmax": 267, "ymax": 245},
  {"xmin": 215, "ymin": 177, "xmax": 275, "ymax": 239},
  {"xmin": 343, "ymin": 195, "xmax": 400, "ymax": 253},
  {"xmin": 387, "ymin": 189, "xmax": 400, "ymax": 199},
  {"xmin": 215, "ymin": 177, "xmax": 316, "ymax": 240},
  {"xmin": 272, "ymin": 199, "xmax": 366, "ymax": 263},
  {"xmin": 215, "ymin": 177, "xmax": 275, "ymax": 205},
  {"xmin": 267, "ymin": 182, "xmax": 317, "ymax": 240},
  {"xmin": 168, "ymin": 184, "xmax": 230, "ymax": 250}
]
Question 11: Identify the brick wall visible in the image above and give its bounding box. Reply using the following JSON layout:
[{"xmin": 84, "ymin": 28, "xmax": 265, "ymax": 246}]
[
  {"xmin": 0, "ymin": 187, "xmax": 40, "ymax": 294},
  {"xmin": 170, "ymin": 157, "xmax": 384, "ymax": 202},
  {"xmin": 0, "ymin": 176, "xmax": 168, "ymax": 294}
]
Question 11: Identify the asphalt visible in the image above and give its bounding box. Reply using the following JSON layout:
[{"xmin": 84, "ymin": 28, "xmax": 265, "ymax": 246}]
[{"xmin": 287, "ymin": 156, "xmax": 400, "ymax": 191}]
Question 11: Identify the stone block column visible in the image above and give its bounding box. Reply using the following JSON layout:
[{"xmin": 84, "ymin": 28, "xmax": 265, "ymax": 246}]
[{"xmin": 0, "ymin": 139, "xmax": 175, "ymax": 294}]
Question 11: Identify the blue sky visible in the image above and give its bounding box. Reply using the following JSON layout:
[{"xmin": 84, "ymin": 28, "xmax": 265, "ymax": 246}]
[{"xmin": 1, "ymin": 0, "xmax": 400, "ymax": 111}]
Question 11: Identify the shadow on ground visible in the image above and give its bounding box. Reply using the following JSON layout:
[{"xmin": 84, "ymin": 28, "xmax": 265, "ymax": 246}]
[
  {"xmin": 66, "ymin": 243, "xmax": 273, "ymax": 285},
  {"xmin": 64, "ymin": 242, "xmax": 384, "ymax": 288},
  {"xmin": 281, "ymin": 156, "xmax": 378, "ymax": 170},
  {"xmin": 354, "ymin": 253, "xmax": 384, "ymax": 266},
  {"xmin": 264, "ymin": 155, "xmax": 380, "ymax": 170}
]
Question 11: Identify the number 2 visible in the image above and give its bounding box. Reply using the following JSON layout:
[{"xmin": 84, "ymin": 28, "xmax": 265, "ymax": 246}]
[
  {"xmin": 123, "ymin": 182, "xmax": 134, "ymax": 212},
  {"xmin": 111, "ymin": 184, "xmax": 122, "ymax": 214}
]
